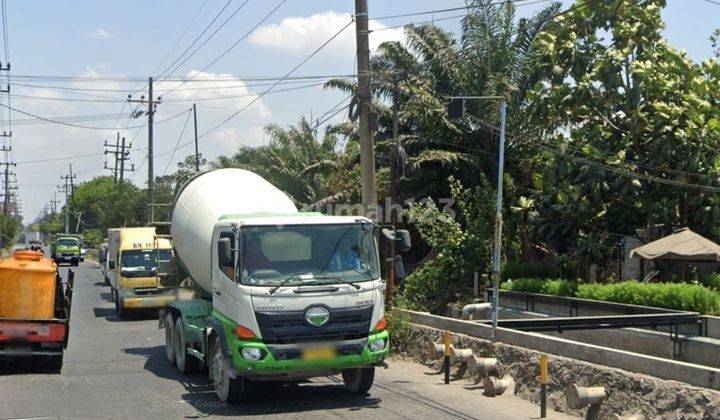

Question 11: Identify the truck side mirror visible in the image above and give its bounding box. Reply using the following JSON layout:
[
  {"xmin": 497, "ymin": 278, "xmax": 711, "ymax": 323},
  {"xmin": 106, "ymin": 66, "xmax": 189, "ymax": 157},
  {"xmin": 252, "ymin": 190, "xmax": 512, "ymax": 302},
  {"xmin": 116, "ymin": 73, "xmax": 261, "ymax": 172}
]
[
  {"xmin": 396, "ymin": 229, "xmax": 411, "ymax": 253},
  {"xmin": 218, "ymin": 237, "xmax": 232, "ymax": 267},
  {"xmin": 381, "ymin": 228, "xmax": 412, "ymax": 253},
  {"xmin": 108, "ymin": 260, "xmax": 115, "ymax": 270}
]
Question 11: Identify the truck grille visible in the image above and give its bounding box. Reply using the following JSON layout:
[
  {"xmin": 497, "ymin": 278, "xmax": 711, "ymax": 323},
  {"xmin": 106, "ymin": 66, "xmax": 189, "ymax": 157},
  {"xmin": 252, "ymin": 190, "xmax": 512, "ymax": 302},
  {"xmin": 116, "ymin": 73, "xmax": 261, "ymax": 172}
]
[{"xmin": 254, "ymin": 305, "xmax": 373, "ymax": 344}]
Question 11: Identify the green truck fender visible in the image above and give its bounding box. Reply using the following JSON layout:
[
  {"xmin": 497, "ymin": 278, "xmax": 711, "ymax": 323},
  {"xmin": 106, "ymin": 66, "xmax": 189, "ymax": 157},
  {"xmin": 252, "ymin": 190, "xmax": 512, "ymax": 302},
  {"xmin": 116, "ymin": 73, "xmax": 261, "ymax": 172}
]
[{"xmin": 205, "ymin": 316, "xmax": 233, "ymax": 359}]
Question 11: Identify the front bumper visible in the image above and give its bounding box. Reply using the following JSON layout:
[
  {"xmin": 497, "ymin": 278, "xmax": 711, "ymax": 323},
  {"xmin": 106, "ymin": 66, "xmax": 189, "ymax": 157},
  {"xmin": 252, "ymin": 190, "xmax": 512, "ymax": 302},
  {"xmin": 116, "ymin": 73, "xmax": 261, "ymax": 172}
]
[
  {"xmin": 228, "ymin": 330, "xmax": 390, "ymax": 377},
  {"xmin": 118, "ymin": 286, "xmax": 179, "ymax": 309}
]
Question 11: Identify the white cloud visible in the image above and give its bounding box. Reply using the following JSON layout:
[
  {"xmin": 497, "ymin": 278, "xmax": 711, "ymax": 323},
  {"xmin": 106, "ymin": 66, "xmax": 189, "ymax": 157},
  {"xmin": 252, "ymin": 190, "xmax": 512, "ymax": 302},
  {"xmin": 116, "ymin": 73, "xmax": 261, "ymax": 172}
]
[
  {"xmin": 81, "ymin": 28, "xmax": 114, "ymax": 40},
  {"xmin": 249, "ymin": 11, "xmax": 404, "ymax": 57}
]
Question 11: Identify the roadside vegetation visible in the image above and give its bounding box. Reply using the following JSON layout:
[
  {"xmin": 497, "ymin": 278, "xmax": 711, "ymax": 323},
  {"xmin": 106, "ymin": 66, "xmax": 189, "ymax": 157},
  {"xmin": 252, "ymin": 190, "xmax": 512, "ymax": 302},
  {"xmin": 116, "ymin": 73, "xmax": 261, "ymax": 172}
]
[
  {"xmin": 32, "ymin": 0, "xmax": 720, "ymax": 314},
  {"xmin": 501, "ymin": 279, "xmax": 720, "ymax": 315}
]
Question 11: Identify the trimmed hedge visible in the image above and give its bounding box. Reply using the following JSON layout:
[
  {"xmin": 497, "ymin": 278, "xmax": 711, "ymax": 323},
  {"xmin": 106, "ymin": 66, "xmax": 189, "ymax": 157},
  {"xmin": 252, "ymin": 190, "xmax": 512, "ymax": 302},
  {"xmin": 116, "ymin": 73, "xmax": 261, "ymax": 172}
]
[{"xmin": 501, "ymin": 278, "xmax": 720, "ymax": 315}]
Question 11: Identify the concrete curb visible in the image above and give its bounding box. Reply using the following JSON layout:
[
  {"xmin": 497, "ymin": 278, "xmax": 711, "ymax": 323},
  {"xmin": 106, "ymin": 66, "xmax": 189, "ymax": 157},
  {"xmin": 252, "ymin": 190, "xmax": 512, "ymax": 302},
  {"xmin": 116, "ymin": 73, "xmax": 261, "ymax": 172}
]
[{"xmin": 399, "ymin": 309, "xmax": 720, "ymax": 390}]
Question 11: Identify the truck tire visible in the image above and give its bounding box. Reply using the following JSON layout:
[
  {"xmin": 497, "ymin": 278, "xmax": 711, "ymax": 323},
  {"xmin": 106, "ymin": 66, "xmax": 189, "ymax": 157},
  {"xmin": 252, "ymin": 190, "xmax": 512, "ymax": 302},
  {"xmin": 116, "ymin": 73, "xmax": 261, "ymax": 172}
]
[
  {"xmin": 114, "ymin": 290, "xmax": 127, "ymax": 319},
  {"xmin": 208, "ymin": 335, "xmax": 247, "ymax": 403},
  {"xmin": 342, "ymin": 367, "xmax": 375, "ymax": 394},
  {"xmin": 174, "ymin": 317, "xmax": 201, "ymax": 374},
  {"xmin": 164, "ymin": 312, "xmax": 176, "ymax": 366}
]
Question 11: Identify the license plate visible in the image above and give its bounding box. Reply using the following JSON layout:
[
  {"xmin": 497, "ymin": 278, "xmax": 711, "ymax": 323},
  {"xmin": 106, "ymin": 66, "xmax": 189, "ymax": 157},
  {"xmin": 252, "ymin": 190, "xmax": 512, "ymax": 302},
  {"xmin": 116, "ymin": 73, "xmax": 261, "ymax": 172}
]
[{"xmin": 301, "ymin": 347, "xmax": 335, "ymax": 361}]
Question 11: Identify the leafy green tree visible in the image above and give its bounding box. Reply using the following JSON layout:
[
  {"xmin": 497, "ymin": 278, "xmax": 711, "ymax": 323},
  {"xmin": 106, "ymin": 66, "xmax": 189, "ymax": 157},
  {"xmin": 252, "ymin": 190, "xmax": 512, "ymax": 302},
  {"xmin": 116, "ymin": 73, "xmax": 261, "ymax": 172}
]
[
  {"xmin": 402, "ymin": 177, "xmax": 495, "ymax": 312},
  {"xmin": 529, "ymin": 0, "xmax": 720, "ymax": 270},
  {"xmin": 68, "ymin": 176, "xmax": 146, "ymax": 235}
]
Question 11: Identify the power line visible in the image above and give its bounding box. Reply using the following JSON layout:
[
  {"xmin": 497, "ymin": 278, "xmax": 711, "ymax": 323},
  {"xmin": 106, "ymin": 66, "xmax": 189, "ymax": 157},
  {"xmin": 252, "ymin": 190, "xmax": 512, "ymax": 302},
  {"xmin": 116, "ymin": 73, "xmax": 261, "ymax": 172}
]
[
  {"xmin": 17, "ymin": 152, "xmax": 104, "ymax": 165},
  {"xmin": 11, "ymin": 77, "xmax": 347, "ymax": 93},
  {"xmin": 161, "ymin": 108, "xmax": 193, "ymax": 175},
  {"xmin": 155, "ymin": 0, "xmax": 233, "ymax": 82},
  {"xmin": 195, "ymin": 18, "xmax": 355, "ymax": 143},
  {"xmin": 475, "ymin": 121, "xmax": 720, "ymax": 193},
  {"xmin": 161, "ymin": 0, "xmax": 288, "ymax": 97},
  {"xmin": 371, "ymin": 0, "xmax": 544, "ymax": 20},
  {"xmin": 150, "ymin": 0, "xmax": 209, "ymax": 76},
  {"xmin": 157, "ymin": 0, "xmax": 253, "ymax": 86},
  {"xmin": 0, "ymin": 104, "xmax": 190, "ymax": 130}
]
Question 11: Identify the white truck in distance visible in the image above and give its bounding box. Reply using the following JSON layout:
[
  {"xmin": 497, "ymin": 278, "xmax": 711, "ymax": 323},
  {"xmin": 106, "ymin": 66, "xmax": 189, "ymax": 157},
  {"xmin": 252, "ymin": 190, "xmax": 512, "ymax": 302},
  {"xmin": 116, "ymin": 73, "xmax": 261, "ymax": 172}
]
[{"xmin": 161, "ymin": 168, "xmax": 410, "ymax": 402}]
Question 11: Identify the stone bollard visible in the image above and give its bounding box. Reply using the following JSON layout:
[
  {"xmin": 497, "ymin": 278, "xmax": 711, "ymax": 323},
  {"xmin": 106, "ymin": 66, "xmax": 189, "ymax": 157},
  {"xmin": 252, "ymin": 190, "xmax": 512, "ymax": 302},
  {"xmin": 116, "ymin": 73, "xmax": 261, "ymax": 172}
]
[
  {"xmin": 483, "ymin": 376, "xmax": 512, "ymax": 397},
  {"xmin": 566, "ymin": 384, "xmax": 606, "ymax": 420}
]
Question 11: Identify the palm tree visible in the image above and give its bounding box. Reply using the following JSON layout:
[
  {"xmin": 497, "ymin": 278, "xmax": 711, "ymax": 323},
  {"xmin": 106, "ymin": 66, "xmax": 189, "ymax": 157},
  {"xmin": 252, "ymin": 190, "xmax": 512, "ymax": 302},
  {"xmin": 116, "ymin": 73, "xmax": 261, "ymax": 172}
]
[
  {"xmin": 211, "ymin": 118, "xmax": 341, "ymax": 206},
  {"xmin": 325, "ymin": 0, "xmax": 562, "ymax": 206}
]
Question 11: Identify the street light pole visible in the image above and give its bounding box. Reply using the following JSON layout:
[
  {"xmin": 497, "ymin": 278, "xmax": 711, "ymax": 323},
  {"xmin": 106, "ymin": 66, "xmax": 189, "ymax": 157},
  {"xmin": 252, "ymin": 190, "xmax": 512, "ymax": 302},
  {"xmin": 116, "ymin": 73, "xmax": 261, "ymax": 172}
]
[
  {"xmin": 447, "ymin": 95, "xmax": 506, "ymax": 343},
  {"xmin": 490, "ymin": 97, "xmax": 507, "ymax": 343}
]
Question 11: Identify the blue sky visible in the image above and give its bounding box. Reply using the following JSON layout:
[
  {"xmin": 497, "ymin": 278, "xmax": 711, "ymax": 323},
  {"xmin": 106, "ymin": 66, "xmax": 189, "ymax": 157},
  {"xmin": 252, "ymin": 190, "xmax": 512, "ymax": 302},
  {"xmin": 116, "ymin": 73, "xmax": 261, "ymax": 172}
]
[{"xmin": 5, "ymin": 0, "xmax": 719, "ymax": 219}]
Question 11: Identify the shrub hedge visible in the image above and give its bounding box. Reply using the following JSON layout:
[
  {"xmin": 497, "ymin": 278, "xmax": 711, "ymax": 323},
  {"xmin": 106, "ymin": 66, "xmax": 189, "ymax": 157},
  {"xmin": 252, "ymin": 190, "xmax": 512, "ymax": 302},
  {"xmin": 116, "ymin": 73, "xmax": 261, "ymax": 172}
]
[{"xmin": 500, "ymin": 278, "xmax": 720, "ymax": 315}]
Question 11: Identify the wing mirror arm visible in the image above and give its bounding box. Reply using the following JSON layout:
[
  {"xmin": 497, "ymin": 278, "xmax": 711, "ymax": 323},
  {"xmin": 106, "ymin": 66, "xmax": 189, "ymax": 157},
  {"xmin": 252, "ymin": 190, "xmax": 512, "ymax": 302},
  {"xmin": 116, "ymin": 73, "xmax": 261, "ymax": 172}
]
[{"xmin": 381, "ymin": 228, "xmax": 412, "ymax": 253}]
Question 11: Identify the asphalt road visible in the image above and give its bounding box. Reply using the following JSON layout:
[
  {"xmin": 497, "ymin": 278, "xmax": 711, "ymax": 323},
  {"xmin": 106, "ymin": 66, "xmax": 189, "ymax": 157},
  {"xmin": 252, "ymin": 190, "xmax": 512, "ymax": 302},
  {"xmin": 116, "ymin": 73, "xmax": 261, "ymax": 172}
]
[{"xmin": 0, "ymin": 261, "xmax": 575, "ymax": 419}]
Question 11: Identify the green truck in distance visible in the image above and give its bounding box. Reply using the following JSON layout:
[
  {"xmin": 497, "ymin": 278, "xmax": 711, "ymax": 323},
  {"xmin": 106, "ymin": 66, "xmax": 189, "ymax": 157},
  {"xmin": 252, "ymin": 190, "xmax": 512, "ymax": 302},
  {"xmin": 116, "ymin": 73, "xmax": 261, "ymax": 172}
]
[{"xmin": 50, "ymin": 234, "xmax": 83, "ymax": 266}]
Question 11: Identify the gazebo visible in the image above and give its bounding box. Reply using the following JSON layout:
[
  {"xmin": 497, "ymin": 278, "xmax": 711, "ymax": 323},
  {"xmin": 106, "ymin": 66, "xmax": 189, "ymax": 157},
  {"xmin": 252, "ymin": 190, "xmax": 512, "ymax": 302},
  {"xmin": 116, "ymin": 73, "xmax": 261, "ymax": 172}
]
[{"xmin": 629, "ymin": 227, "xmax": 720, "ymax": 281}]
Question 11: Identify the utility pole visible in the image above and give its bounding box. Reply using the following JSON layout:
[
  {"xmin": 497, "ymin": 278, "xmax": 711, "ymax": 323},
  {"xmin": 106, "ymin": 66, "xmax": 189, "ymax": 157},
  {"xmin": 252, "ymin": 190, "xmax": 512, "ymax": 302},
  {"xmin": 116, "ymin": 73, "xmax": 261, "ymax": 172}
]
[
  {"xmin": 0, "ymin": 62, "xmax": 10, "ymax": 138},
  {"xmin": 59, "ymin": 164, "xmax": 76, "ymax": 234},
  {"xmin": 490, "ymin": 98, "xmax": 507, "ymax": 343},
  {"xmin": 105, "ymin": 134, "xmax": 134, "ymax": 183},
  {"xmin": 193, "ymin": 103, "xmax": 200, "ymax": 171},
  {"xmin": 104, "ymin": 133, "xmax": 120, "ymax": 182},
  {"xmin": 51, "ymin": 191, "xmax": 59, "ymax": 215},
  {"xmin": 0, "ymin": 160, "xmax": 16, "ymax": 216},
  {"xmin": 355, "ymin": 0, "xmax": 377, "ymax": 217},
  {"xmin": 128, "ymin": 77, "xmax": 161, "ymax": 223},
  {"xmin": 447, "ymin": 95, "xmax": 506, "ymax": 343}
]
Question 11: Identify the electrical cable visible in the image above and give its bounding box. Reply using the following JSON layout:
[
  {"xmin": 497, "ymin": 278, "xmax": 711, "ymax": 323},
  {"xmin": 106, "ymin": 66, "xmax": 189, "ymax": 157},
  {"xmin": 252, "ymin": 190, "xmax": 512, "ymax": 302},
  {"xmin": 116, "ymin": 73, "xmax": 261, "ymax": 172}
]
[
  {"xmin": 157, "ymin": 0, "xmax": 252, "ymax": 85},
  {"xmin": 161, "ymin": 108, "xmax": 192, "ymax": 176},
  {"xmin": 193, "ymin": 18, "xmax": 355, "ymax": 144},
  {"xmin": 155, "ymin": 0, "xmax": 233, "ymax": 82},
  {"xmin": 160, "ymin": 0, "xmax": 288, "ymax": 97},
  {"xmin": 150, "ymin": 0, "xmax": 209, "ymax": 76}
]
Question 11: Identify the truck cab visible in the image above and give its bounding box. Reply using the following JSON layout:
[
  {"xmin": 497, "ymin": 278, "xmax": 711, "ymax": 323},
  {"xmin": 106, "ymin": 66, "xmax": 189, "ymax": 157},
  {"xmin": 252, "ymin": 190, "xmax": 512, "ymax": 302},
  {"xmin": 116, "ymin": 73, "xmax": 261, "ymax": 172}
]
[
  {"xmin": 108, "ymin": 227, "xmax": 175, "ymax": 318},
  {"xmin": 164, "ymin": 212, "xmax": 407, "ymax": 402},
  {"xmin": 51, "ymin": 235, "xmax": 82, "ymax": 266}
]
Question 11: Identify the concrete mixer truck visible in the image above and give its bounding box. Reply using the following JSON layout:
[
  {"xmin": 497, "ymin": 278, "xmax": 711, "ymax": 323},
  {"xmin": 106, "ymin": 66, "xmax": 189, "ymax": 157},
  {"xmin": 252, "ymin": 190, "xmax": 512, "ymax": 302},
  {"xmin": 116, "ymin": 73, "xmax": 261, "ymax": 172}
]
[{"xmin": 159, "ymin": 169, "xmax": 410, "ymax": 402}]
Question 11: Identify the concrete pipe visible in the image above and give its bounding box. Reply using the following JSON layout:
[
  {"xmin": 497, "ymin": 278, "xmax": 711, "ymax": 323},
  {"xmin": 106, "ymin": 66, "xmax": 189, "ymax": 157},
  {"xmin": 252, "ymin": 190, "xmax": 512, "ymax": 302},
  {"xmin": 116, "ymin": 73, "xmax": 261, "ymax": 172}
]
[
  {"xmin": 426, "ymin": 342, "xmax": 447, "ymax": 359},
  {"xmin": 461, "ymin": 303, "xmax": 491, "ymax": 320},
  {"xmin": 565, "ymin": 384, "xmax": 606, "ymax": 409},
  {"xmin": 483, "ymin": 376, "xmax": 512, "ymax": 397},
  {"xmin": 450, "ymin": 348, "xmax": 473, "ymax": 362},
  {"xmin": 466, "ymin": 356, "xmax": 498, "ymax": 376}
]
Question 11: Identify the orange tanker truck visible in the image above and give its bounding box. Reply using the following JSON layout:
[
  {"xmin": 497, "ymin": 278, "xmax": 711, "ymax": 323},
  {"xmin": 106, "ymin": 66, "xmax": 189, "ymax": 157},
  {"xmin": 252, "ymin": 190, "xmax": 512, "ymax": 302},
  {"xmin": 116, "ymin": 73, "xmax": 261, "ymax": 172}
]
[{"xmin": 0, "ymin": 250, "xmax": 74, "ymax": 371}]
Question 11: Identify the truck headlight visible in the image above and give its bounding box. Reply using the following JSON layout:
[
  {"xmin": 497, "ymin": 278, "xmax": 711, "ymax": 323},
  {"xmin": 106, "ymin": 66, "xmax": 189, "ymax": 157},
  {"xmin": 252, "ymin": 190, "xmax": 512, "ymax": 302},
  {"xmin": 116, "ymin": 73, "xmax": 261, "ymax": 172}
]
[
  {"xmin": 369, "ymin": 338, "xmax": 386, "ymax": 352},
  {"xmin": 241, "ymin": 347, "xmax": 262, "ymax": 361}
]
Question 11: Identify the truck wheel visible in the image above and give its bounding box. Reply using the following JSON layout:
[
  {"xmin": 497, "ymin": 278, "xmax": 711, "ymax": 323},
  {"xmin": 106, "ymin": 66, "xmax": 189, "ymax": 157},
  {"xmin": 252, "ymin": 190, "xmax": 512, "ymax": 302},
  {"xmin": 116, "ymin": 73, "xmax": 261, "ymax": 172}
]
[
  {"xmin": 342, "ymin": 367, "xmax": 375, "ymax": 394},
  {"xmin": 114, "ymin": 291, "xmax": 127, "ymax": 319},
  {"xmin": 164, "ymin": 312, "xmax": 176, "ymax": 366},
  {"xmin": 208, "ymin": 335, "xmax": 247, "ymax": 403},
  {"xmin": 174, "ymin": 317, "xmax": 201, "ymax": 374}
]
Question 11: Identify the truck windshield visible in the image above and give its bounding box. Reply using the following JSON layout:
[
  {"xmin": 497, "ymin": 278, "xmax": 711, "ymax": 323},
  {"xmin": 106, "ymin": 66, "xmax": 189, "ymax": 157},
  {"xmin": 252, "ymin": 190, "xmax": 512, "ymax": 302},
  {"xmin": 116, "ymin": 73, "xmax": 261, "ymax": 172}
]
[
  {"xmin": 57, "ymin": 238, "xmax": 78, "ymax": 247},
  {"xmin": 238, "ymin": 224, "xmax": 379, "ymax": 286},
  {"xmin": 121, "ymin": 249, "xmax": 173, "ymax": 277}
]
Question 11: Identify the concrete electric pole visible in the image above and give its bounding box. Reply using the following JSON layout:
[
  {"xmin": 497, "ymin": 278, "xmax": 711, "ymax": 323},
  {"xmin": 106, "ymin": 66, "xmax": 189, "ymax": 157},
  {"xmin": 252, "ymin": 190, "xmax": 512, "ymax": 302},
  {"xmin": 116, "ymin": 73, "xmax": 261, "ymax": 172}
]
[
  {"xmin": 59, "ymin": 164, "xmax": 76, "ymax": 234},
  {"xmin": 104, "ymin": 133, "xmax": 134, "ymax": 183},
  {"xmin": 354, "ymin": 0, "xmax": 377, "ymax": 217},
  {"xmin": 128, "ymin": 77, "xmax": 161, "ymax": 223},
  {"xmin": 193, "ymin": 103, "xmax": 200, "ymax": 172}
]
